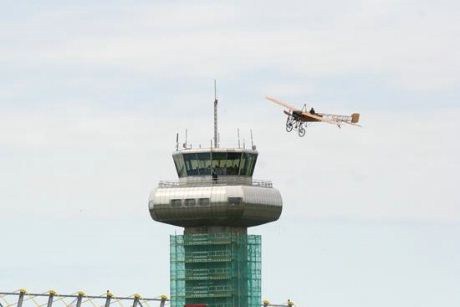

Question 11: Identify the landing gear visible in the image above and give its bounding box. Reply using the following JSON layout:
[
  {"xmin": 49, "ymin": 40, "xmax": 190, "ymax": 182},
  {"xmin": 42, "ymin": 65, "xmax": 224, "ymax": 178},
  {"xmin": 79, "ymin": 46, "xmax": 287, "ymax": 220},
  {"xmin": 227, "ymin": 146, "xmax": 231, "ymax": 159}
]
[
  {"xmin": 285, "ymin": 116, "xmax": 307, "ymax": 137},
  {"xmin": 286, "ymin": 116, "xmax": 294, "ymax": 132},
  {"xmin": 298, "ymin": 124, "xmax": 306, "ymax": 137}
]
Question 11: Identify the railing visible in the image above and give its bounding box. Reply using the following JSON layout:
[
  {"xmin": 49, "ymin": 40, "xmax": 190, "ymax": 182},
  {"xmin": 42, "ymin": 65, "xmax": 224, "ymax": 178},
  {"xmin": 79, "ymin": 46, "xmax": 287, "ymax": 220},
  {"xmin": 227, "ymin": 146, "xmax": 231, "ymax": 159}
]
[
  {"xmin": 0, "ymin": 290, "xmax": 168, "ymax": 307},
  {"xmin": 158, "ymin": 178, "xmax": 273, "ymax": 188},
  {"xmin": 0, "ymin": 290, "xmax": 294, "ymax": 307}
]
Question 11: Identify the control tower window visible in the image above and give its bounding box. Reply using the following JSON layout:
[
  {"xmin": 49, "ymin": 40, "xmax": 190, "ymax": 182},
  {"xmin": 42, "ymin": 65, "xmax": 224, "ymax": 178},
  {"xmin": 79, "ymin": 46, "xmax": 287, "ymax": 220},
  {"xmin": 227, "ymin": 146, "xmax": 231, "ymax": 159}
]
[
  {"xmin": 182, "ymin": 152, "xmax": 212, "ymax": 176},
  {"xmin": 173, "ymin": 155, "xmax": 186, "ymax": 177},
  {"xmin": 210, "ymin": 152, "xmax": 227, "ymax": 175},
  {"xmin": 226, "ymin": 152, "xmax": 243, "ymax": 175},
  {"xmin": 175, "ymin": 151, "xmax": 257, "ymax": 177},
  {"xmin": 196, "ymin": 152, "xmax": 212, "ymax": 175},
  {"xmin": 183, "ymin": 153, "xmax": 200, "ymax": 176},
  {"xmin": 198, "ymin": 198, "xmax": 210, "ymax": 206},
  {"xmin": 239, "ymin": 153, "xmax": 258, "ymax": 176},
  {"xmin": 170, "ymin": 199, "xmax": 182, "ymax": 207},
  {"xmin": 184, "ymin": 199, "xmax": 196, "ymax": 207},
  {"xmin": 211, "ymin": 152, "xmax": 244, "ymax": 176},
  {"xmin": 228, "ymin": 197, "xmax": 242, "ymax": 205}
]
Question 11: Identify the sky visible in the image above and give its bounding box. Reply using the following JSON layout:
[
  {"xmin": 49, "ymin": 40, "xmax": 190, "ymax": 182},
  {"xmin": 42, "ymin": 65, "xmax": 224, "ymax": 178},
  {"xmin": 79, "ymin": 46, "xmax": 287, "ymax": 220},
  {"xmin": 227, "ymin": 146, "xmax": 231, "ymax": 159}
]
[{"xmin": 1, "ymin": 1, "xmax": 459, "ymax": 306}]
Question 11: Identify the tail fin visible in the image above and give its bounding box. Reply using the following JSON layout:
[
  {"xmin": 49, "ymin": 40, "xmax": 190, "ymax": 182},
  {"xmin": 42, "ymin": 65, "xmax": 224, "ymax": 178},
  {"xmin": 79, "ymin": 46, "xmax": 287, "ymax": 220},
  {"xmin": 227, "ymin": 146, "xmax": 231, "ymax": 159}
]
[{"xmin": 351, "ymin": 113, "xmax": 360, "ymax": 123}]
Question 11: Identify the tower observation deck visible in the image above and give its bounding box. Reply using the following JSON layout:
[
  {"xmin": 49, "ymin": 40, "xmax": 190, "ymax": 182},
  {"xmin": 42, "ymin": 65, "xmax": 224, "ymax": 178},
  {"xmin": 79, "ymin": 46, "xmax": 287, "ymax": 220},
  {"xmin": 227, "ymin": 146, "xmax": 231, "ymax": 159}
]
[
  {"xmin": 148, "ymin": 90, "xmax": 283, "ymax": 307},
  {"xmin": 150, "ymin": 147, "xmax": 282, "ymax": 228}
]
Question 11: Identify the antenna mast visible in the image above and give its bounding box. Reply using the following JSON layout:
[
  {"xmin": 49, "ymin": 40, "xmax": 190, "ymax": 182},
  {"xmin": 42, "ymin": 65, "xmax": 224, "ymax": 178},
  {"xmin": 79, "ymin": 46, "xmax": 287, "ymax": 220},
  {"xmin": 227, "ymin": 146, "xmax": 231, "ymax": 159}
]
[
  {"xmin": 237, "ymin": 128, "xmax": 240, "ymax": 148},
  {"xmin": 175, "ymin": 133, "xmax": 179, "ymax": 151},
  {"xmin": 213, "ymin": 80, "xmax": 218, "ymax": 148}
]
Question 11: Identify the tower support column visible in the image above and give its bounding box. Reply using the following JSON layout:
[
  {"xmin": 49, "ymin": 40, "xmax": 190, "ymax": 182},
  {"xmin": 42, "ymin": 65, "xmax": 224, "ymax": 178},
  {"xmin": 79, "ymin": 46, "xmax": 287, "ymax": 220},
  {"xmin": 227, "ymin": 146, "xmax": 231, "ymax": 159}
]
[{"xmin": 170, "ymin": 227, "xmax": 261, "ymax": 307}]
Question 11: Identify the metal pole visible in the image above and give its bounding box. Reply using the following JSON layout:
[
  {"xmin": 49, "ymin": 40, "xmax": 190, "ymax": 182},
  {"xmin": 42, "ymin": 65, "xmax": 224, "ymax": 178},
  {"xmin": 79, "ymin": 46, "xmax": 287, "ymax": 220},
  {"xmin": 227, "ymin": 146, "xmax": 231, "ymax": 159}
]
[
  {"xmin": 237, "ymin": 128, "xmax": 240, "ymax": 148},
  {"xmin": 76, "ymin": 291, "xmax": 84, "ymax": 307},
  {"xmin": 132, "ymin": 294, "xmax": 140, "ymax": 307},
  {"xmin": 105, "ymin": 291, "xmax": 112, "ymax": 307},
  {"xmin": 47, "ymin": 291, "xmax": 56, "ymax": 307},
  {"xmin": 175, "ymin": 133, "xmax": 179, "ymax": 151},
  {"xmin": 17, "ymin": 289, "xmax": 26, "ymax": 307},
  {"xmin": 159, "ymin": 295, "xmax": 167, "ymax": 307},
  {"xmin": 213, "ymin": 80, "xmax": 218, "ymax": 148}
]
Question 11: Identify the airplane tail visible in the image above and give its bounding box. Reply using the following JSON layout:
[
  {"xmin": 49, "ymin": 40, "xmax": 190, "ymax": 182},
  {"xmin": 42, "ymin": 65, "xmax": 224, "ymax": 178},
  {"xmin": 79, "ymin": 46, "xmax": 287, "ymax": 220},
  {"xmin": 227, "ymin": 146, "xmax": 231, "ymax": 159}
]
[{"xmin": 351, "ymin": 113, "xmax": 360, "ymax": 123}]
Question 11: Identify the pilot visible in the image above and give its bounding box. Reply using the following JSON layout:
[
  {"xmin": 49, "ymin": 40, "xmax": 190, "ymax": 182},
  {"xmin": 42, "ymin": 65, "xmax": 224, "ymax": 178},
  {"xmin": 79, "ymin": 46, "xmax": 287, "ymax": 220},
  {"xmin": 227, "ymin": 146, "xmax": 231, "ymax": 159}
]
[{"xmin": 309, "ymin": 107, "xmax": 315, "ymax": 114}]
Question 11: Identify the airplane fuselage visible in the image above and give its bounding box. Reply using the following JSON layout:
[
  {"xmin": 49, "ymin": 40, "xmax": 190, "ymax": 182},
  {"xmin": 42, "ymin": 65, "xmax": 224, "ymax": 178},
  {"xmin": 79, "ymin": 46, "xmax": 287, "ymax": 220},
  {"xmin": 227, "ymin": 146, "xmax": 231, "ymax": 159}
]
[{"xmin": 292, "ymin": 110, "xmax": 321, "ymax": 122}]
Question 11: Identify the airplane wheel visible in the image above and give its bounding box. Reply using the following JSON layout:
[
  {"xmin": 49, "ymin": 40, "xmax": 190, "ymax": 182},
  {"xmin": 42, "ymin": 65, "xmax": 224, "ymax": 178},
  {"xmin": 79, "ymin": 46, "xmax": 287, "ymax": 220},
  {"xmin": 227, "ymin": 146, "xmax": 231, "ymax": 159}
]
[
  {"xmin": 298, "ymin": 125, "xmax": 306, "ymax": 137},
  {"xmin": 286, "ymin": 122, "xmax": 293, "ymax": 132}
]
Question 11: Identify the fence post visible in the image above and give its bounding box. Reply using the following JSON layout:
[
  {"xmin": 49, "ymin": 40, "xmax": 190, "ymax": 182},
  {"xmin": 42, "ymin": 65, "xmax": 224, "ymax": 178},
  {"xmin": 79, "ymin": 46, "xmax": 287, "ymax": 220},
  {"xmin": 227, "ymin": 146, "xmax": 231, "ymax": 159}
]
[
  {"xmin": 47, "ymin": 290, "xmax": 56, "ymax": 307},
  {"xmin": 17, "ymin": 289, "xmax": 27, "ymax": 307},
  {"xmin": 105, "ymin": 291, "xmax": 113, "ymax": 307},
  {"xmin": 159, "ymin": 295, "xmax": 167, "ymax": 307},
  {"xmin": 76, "ymin": 291, "xmax": 85, "ymax": 307},
  {"xmin": 132, "ymin": 294, "xmax": 141, "ymax": 307}
]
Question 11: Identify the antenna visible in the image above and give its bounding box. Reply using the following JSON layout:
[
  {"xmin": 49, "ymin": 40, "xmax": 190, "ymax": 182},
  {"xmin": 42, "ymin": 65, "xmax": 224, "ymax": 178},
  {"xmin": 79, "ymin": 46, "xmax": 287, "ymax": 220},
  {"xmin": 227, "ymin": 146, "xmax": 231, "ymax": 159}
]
[
  {"xmin": 250, "ymin": 129, "xmax": 256, "ymax": 150},
  {"xmin": 213, "ymin": 80, "xmax": 218, "ymax": 148},
  {"xmin": 237, "ymin": 128, "xmax": 240, "ymax": 148},
  {"xmin": 176, "ymin": 133, "xmax": 179, "ymax": 151},
  {"xmin": 183, "ymin": 129, "xmax": 188, "ymax": 149}
]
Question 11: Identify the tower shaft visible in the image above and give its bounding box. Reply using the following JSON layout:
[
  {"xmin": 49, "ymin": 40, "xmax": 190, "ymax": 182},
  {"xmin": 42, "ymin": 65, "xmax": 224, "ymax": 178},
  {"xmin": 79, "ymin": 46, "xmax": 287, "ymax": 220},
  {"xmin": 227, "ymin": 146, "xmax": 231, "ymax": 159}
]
[{"xmin": 170, "ymin": 227, "xmax": 261, "ymax": 307}]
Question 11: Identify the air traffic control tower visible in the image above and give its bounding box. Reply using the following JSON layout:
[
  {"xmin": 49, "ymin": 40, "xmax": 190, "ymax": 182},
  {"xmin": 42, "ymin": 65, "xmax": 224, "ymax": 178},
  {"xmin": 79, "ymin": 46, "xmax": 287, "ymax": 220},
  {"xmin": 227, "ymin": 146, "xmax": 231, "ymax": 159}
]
[{"xmin": 148, "ymin": 93, "xmax": 283, "ymax": 307}]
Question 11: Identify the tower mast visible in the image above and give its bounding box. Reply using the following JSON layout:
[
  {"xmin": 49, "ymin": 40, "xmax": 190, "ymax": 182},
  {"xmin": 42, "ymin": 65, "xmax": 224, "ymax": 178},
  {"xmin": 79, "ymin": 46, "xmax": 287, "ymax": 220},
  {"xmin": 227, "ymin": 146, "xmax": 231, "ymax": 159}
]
[{"xmin": 213, "ymin": 80, "xmax": 218, "ymax": 148}]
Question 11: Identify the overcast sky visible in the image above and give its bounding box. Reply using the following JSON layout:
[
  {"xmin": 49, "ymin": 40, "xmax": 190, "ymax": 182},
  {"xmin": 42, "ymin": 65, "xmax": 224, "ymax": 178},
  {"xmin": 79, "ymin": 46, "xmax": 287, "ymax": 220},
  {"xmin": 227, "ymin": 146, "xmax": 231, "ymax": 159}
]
[{"xmin": 1, "ymin": 1, "xmax": 459, "ymax": 306}]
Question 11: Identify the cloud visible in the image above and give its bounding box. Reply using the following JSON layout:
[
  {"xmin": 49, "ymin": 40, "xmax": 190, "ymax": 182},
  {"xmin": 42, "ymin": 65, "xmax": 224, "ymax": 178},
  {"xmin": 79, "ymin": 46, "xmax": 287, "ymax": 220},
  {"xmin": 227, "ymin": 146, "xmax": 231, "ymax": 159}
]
[{"xmin": 1, "ymin": 1, "xmax": 459, "ymax": 91}]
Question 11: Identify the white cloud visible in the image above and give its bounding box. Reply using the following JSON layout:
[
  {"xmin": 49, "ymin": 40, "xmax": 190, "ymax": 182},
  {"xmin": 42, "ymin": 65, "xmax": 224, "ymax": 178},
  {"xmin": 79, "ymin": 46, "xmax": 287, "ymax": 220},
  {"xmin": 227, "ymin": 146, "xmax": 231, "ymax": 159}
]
[{"xmin": 1, "ymin": 1, "xmax": 459, "ymax": 90}]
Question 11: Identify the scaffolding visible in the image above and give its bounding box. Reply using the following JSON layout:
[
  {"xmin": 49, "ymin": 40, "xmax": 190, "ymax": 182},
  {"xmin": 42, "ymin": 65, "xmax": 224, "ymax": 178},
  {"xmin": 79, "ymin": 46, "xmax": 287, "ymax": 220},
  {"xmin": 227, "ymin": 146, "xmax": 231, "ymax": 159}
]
[{"xmin": 170, "ymin": 232, "xmax": 261, "ymax": 307}]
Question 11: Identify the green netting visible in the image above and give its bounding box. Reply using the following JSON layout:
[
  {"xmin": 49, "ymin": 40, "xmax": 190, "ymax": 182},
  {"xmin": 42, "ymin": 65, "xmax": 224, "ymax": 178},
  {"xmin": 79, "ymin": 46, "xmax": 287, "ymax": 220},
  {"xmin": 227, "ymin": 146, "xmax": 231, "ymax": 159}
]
[{"xmin": 170, "ymin": 232, "xmax": 261, "ymax": 307}]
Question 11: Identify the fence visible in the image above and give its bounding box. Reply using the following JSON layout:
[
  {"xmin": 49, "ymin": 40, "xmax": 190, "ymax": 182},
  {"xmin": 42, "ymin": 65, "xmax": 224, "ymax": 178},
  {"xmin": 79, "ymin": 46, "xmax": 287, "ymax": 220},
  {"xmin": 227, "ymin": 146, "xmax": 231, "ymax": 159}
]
[
  {"xmin": 0, "ymin": 290, "xmax": 294, "ymax": 307},
  {"xmin": 0, "ymin": 291, "xmax": 167, "ymax": 307}
]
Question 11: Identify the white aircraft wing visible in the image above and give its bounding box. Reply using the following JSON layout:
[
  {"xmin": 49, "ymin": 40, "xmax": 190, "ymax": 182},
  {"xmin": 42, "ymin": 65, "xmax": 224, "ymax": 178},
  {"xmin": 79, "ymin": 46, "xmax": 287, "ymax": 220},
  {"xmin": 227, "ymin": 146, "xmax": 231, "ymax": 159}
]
[{"xmin": 266, "ymin": 96, "xmax": 301, "ymax": 112}]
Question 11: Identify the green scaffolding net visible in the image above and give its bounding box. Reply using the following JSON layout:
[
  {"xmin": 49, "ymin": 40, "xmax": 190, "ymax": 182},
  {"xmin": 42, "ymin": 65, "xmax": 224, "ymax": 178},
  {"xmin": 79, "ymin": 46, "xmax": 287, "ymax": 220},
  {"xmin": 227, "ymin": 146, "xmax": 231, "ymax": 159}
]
[{"xmin": 170, "ymin": 232, "xmax": 261, "ymax": 307}]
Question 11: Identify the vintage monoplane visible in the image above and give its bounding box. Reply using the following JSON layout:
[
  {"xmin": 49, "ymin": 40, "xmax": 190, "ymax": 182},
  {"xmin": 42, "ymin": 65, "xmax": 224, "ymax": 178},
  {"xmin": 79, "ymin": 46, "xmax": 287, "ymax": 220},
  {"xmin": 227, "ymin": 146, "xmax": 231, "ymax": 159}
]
[{"xmin": 266, "ymin": 96, "xmax": 361, "ymax": 137}]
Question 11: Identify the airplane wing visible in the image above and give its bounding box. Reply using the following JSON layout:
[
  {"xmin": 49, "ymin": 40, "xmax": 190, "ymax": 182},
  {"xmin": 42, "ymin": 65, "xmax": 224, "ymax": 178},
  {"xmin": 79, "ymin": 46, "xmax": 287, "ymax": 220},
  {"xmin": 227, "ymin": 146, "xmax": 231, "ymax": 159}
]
[
  {"xmin": 267, "ymin": 96, "xmax": 339, "ymax": 125},
  {"xmin": 265, "ymin": 96, "xmax": 301, "ymax": 112}
]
